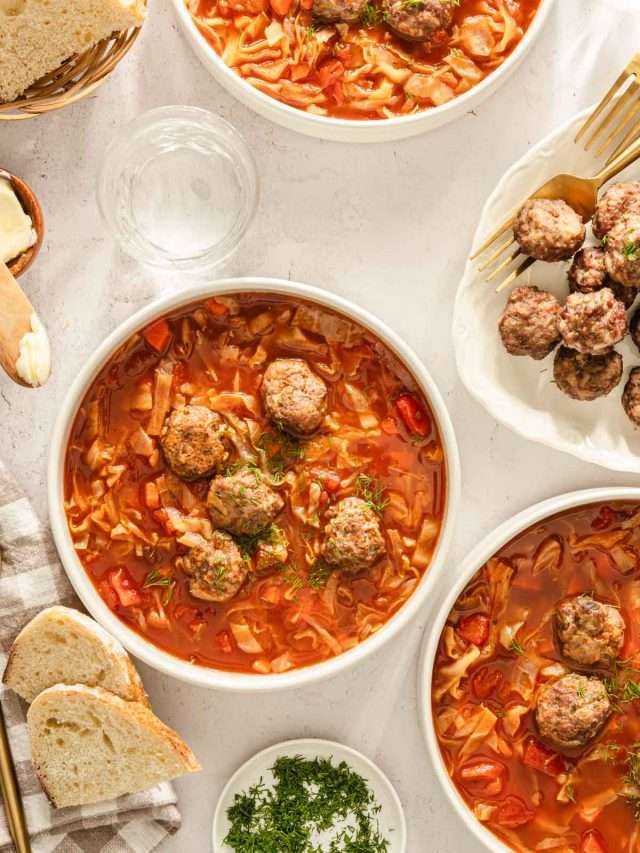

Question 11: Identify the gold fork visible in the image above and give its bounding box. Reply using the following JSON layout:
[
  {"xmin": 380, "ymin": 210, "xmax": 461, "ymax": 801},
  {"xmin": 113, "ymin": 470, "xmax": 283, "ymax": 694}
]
[
  {"xmin": 575, "ymin": 53, "xmax": 640, "ymax": 165},
  {"xmin": 472, "ymin": 134, "xmax": 640, "ymax": 293}
]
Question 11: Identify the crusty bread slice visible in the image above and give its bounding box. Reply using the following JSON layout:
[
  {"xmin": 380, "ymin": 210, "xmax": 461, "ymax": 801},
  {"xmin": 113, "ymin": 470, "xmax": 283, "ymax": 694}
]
[
  {"xmin": 28, "ymin": 685, "xmax": 201, "ymax": 807},
  {"xmin": 0, "ymin": 0, "xmax": 146, "ymax": 103},
  {"xmin": 2, "ymin": 606, "xmax": 148, "ymax": 705}
]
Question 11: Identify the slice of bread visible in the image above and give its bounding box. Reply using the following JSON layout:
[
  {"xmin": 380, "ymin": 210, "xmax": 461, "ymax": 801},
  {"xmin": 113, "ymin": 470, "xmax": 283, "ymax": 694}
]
[
  {"xmin": 28, "ymin": 685, "xmax": 201, "ymax": 807},
  {"xmin": 2, "ymin": 606, "xmax": 148, "ymax": 705},
  {"xmin": 0, "ymin": 0, "xmax": 146, "ymax": 103}
]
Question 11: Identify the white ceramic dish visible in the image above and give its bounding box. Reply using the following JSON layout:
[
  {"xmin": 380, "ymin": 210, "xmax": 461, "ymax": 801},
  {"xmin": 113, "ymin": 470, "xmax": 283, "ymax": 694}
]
[
  {"xmin": 417, "ymin": 486, "xmax": 640, "ymax": 853},
  {"xmin": 48, "ymin": 277, "xmax": 460, "ymax": 692},
  {"xmin": 212, "ymin": 738, "xmax": 407, "ymax": 851},
  {"xmin": 454, "ymin": 105, "xmax": 640, "ymax": 474},
  {"xmin": 171, "ymin": 0, "xmax": 556, "ymax": 143}
]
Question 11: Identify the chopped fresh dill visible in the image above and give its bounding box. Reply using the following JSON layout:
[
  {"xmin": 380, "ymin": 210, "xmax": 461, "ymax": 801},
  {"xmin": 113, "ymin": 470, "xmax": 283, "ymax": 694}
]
[
  {"xmin": 224, "ymin": 461, "xmax": 245, "ymax": 476},
  {"xmin": 576, "ymin": 681, "xmax": 586, "ymax": 700},
  {"xmin": 224, "ymin": 755, "xmax": 391, "ymax": 852},
  {"xmin": 509, "ymin": 638, "xmax": 526, "ymax": 656},
  {"xmin": 624, "ymin": 679, "xmax": 640, "ymax": 702},
  {"xmin": 624, "ymin": 241, "xmax": 639, "ymax": 259},
  {"xmin": 355, "ymin": 474, "xmax": 388, "ymax": 514},
  {"xmin": 361, "ymin": 1, "xmax": 383, "ymax": 25},
  {"xmin": 308, "ymin": 558, "xmax": 334, "ymax": 589},
  {"xmin": 259, "ymin": 429, "xmax": 304, "ymax": 481},
  {"xmin": 143, "ymin": 569, "xmax": 173, "ymax": 589}
]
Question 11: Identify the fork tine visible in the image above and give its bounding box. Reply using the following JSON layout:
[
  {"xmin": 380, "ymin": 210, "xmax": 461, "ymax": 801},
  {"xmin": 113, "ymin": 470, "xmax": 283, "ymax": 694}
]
[
  {"xmin": 606, "ymin": 116, "xmax": 640, "ymax": 165},
  {"xmin": 486, "ymin": 248, "xmax": 523, "ymax": 283},
  {"xmin": 470, "ymin": 216, "xmax": 516, "ymax": 261},
  {"xmin": 495, "ymin": 257, "xmax": 536, "ymax": 294},
  {"xmin": 575, "ymin": 69, "xmax": 631, "ymax": 145},
  {"xmin": 585, "ymin": 79, "xmax": 639, "ymax": 151},
  {"xmin": 595, "ymin": 81, "xmax": 640, "ymax": 157},
  {"xmin": 477, "ymin": 236, "xmax": 516, "ymax": 273}
]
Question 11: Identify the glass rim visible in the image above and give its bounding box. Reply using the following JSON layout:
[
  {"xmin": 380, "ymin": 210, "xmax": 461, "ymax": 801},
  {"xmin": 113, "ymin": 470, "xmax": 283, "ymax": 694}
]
[{"xmin": 97, "ymin": 105, "xmax": 259, "ymax": 271}]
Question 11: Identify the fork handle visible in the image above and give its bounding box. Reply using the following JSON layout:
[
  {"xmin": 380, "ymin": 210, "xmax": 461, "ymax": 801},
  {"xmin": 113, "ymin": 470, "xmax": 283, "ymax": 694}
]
[{"xmin": 595, "ymin": 134, "xmax": 640, "ymax": 187}]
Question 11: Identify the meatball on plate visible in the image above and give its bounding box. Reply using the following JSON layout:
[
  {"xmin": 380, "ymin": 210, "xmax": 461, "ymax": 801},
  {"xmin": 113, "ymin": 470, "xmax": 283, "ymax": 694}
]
[
  {"xmin": 454, "ymin": 103, "xmax": 640, "ymax": 473},
  {"xmin": 422, "ymin": 489, "xmax": 640, "ymax": 853},
  {"xmin": 52, "ymin": 279, "xmax": 460, "ymax": 691}
]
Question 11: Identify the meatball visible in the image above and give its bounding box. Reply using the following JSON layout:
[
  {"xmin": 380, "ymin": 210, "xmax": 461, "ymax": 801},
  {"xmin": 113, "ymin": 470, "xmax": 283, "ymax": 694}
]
[
  {"xmin": 555, "ymin": 594, "xmax": 625, "ymax": 666},
  {"xmin": 605, "ymin": 214, "xmax": 640, "ymax": 288},
  {"xmin": 593, "ymin": 181, "xmax": 640, "ymax": 241},
  {"xmin": 623, "ymin": 367, "xmax": 640, "ymax": 427},
  {"xmin": 261, "ymin": 359, "xmax": 327, "ymax": 436},
  {"xmin": 630, "ymin": 307, "xmax": 640, "ymax": 352},
  {"xmin": 558, "ymin": 288, "xmax": 627, "ymax": 355},
  {"xmin": 321, "ymin": 496, "xmax": 385, "ymax": 573},
  {"xmin": 514, "ymin": 198, "xmax": 585, "ymax": 262},
  {"xmin": 536, "ymin": 674, "xmax": 611, "ymax": 752},
  {"xmin": 207, "ymin": 466, "xmax": 284, "ymax": 536},
  {"xmin": 181, "ymin": 531, "xmax": 247, "ymax": 603},
  {"xmin": 553, "ymin": 347, "xmax": 623, "ymax": 402},
  {"xmin": 383, "ymin": 0, "xmax": 454, "ymax": 43},
  {"xmin": 568, "ymin": 248, "xmax": 638, "ymax": 308},
  {"xmin": 313, "ymin": 0, "xmax": 367, "ymax": 22},
  {"xmin": 498, "ymin": 286, "xmax": 561, "ymax": 360},
  {"xmin": 160, "ymin": 405, "xmax": 229, "ymax": 481}
]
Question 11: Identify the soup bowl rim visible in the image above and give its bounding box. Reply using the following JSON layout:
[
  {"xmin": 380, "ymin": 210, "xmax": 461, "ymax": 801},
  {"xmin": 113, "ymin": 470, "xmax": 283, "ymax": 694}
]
[
  {"xmin": 170, "ymin": 0, "xmax": 557, "ymax": 143},
  {"xmin": 49, "ymin": 276, "xmax": 461, "ymax": 692},
  {"xmin": 418, "ymin": 486, "xmax": 640, "ymax": 853}
]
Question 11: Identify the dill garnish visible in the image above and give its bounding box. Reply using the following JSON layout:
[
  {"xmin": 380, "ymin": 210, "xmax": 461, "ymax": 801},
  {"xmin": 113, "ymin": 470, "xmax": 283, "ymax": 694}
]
[
  {"xmin": 259, "ymin": 429, "xmax": 304, "ymax": 482},
  {"xmin": 361, "ymin": 1, "xmax": 383, "ymax": 25},
  {"xmin": 509, "ymin": 638, "xmax": 526, "ymax": 656},
  {"xmin": 355, "ymin": 474, "xmax": 388, "ymax": 514},
  {"xmin": 143, "ymin": 569, "xmax": 173, "ymax": 588},
  {"xmin": 234, "ymin": 523, "xmax": 279, "ymax": 558},
  {"xmin": 224, "ymin": 755, "xmax": 391, "ymax": 852},
  {"xmin": 308, "ymin": 558, "xmax": 334, "ymax": 589},
  {"xmin": 624, "ymin": 241, "xmax": 639, "ymax": 259}
]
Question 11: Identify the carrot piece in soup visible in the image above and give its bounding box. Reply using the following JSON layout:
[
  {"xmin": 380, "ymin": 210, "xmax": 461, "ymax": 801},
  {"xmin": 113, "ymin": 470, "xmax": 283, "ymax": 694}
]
[
  {"xmin": 205, "ymin": 298, "xmax": 229, "ymax": 317},
  {"xmin": 143, "ymin": 320, "xmax": 172, "ymax": 354},
  {"xmin": 269, "ymin": 0, "xmax": 292, "ymax": 15},
  {"xmin": 457, "ymin": 613, "xmax": 490, "ymax": 646},
  {"xmin": 143, "ymin": 481, "xmax": 161, "ymax": 510},
  {"xmin": 458, "ymin": 758, "xmax": 505, "ymax": 797},
  {"xmin": 98, "ymin": 579, "xmax": 118, "ymax": 610},
  {"xmin": 396, "ymin": 394, "xmax": 431, "ymax": 437}
]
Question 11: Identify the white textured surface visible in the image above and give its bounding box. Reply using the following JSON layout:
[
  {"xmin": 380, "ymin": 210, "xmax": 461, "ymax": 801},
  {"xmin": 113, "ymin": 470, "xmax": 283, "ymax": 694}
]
[{"xmin": 1, "ymin": 0, "xmax": 639, "ymax": 850}]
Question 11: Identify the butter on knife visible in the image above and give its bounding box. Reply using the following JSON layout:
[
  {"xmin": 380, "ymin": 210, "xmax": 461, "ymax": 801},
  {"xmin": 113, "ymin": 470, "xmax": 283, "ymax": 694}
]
[{"xmin": 0, "ymin": 177, "xmax": 36, "ymax": 266}]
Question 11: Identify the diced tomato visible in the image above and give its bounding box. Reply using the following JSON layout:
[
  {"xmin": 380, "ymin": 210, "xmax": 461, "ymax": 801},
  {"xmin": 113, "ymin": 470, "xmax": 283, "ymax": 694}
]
[
  {"xmin": 380, "ymin": 416, "xmax": 399, "ymax": 435},
  {"xmin": 496, "ymin": 796, "xmax": 535, "ymax": 828},
  {"xmin": 216, "ymin": 630, "xmax": 233, "ymax": 654},
  {"xmin": 317, "ymin": 59, "xmax": 344, "ymax": 90},
  {"xmin": 153, "ymin": 508, "xmax": 176, "ymax": 534},
  {"xmin": 591, "ymin": 506, "xmax": 616, "ymax": 531},
  {"xmin": 522, "ymin": 737, "xmax": 565, "ymax": 777},
  {"xmin": 323, "ymin": 472, "xmax": 341, "ymax": 493},
  {"xmin": 395, "ymin": 394, "xmax": 431, "ymax": 437},
  {"xmin": 108, "ymin": 567, "xmax": 142, "ymax": 608},
  {"xmin": 471, "ymin": 666, "xmax": 503, "ymax": 700},
  {"xmin": 98, "ymin": 579, "xmax": 119, "ymax": 610},
  {"xmin": 457, "ymin": 613, "xmax": 490, "ymax": 647},
  {"xmin": 143, "ymin": 481, "xmax": 160, "ymax": 510},
  {"xmin": 269, "ymin": 0, "xmax": 291, "ymax": 15},
  {"xmin": 205, "ymin": 298, "xmax": 229, "ymax": 317},
  {"xmin": 581, "ymin": 830, "xmax": 607, "ymax": 853},
  {"xmin": 458, "ymin": 758, "xmax": 505, "ymax": 797},
  {"xmin": 143, "ymin": 320, "xmax": 172, "ymax": 354}
]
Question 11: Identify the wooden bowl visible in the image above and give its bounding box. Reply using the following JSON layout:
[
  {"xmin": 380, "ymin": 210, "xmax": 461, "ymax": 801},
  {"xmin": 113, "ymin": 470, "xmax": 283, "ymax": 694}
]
[
  {"xmin": 1, "ymin": 169, "xmax": 44, "ymax": 278},
  {"xmin": 0, "ymin": 28, "xmax": 142, "ymax": 122}
]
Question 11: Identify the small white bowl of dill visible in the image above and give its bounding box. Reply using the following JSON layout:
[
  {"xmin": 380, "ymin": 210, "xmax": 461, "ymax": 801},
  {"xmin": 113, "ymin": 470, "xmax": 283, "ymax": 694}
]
[{"xmin": 212, "ymin": 738, "xmax": 407, "ymax": 852}]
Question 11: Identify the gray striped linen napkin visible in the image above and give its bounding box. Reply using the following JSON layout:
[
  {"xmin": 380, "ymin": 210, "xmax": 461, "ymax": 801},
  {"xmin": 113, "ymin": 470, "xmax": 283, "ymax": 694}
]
[{"xmin": 0, "ymin": 457, "xmax": 182, "ymax": 853}]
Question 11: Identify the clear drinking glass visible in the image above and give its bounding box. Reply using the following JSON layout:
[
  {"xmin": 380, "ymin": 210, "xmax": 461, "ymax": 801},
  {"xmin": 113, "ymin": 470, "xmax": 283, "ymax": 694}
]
[{"xmin": 97, "ymin": 106, "xmax": 258, "ymax": 272}]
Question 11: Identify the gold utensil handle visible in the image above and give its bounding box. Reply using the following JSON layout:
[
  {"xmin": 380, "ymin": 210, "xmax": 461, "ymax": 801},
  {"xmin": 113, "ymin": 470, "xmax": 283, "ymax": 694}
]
[
  {"xmin": 595, "ymin": 134, "xmax": 640, "ymax": 187},
  {"xmin": 0, "ymin": 703, "xmax": 31, "ymax": 853}
]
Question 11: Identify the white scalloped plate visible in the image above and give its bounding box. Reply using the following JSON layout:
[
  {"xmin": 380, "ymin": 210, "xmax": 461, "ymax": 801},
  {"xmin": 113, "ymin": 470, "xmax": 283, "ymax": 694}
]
[
  {"xmin": 453, "ymin": 106, "xmax": 640, "ymax": 473},
  {"xmin": 212, "ymin": 739, "xmax": 407, "ymax": 852}
]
